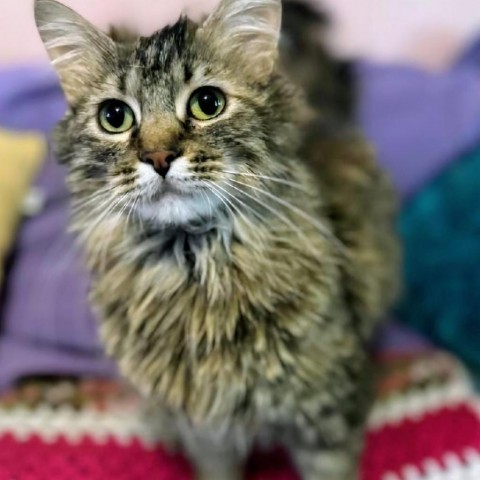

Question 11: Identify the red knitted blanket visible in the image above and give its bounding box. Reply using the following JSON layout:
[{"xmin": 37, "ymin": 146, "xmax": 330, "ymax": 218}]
[{"xmin": 0, "ymin": 349, "xmax": 478, "ymax": 480}]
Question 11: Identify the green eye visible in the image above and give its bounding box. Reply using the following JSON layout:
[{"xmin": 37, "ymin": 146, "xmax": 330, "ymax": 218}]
[
  {"xmin": 98, "ymin": 99, "xmax": 135, "ymax": 133},
  {"xmin": 188, "ymin": 87, "xmax": 226, "ymax": 121}
]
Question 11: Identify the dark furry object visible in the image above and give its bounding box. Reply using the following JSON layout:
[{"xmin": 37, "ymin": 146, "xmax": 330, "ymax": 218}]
[
  {"xmin": 34, "ymin": 0, "xmax": 400, "ymax": 478},
  {"xmin": 280, "ymin": 0, "xmax": 355, "ymax": 121}
]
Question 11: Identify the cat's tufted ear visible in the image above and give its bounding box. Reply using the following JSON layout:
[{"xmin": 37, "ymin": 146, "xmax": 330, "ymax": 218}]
[
  {"xmin": 34, "ymin": 0, "xmax": 115, "ymax": 104},
  {"xmin": 200, "ymin": 0, "xmax": 282, "ymax": 80}
]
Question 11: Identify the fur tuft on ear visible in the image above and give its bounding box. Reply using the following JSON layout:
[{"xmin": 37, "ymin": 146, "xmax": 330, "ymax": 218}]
[
  {"xmin": 200, "ymin": 0, "xmax": 282, "ymax": 80},
  {"xmin": 34, "ymin": 0, "xmax": 115, "ymax": 104}
]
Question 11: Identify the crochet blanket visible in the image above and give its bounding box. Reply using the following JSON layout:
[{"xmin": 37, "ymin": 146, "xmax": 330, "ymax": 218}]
[{"xmin": 0, "ymin": 347, "xmax": 477, "ymax": 480}]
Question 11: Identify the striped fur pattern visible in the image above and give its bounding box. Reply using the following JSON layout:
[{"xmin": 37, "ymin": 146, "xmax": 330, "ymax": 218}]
[{"xmin": 34, "ymin": 0, "xmax": 400, "ymax": 478}]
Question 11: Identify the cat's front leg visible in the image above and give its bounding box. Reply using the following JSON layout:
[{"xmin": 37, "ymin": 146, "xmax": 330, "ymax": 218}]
[
  {"xmin": 194, "ymin": 457, "xmax": 243, "ymax": 480},
  {"xmin": 288, "ymin": 429, "xmax": 363, "ymax": 480},
  {"xmin": 185, "ymin": 439, "xmax": 244, "ymax": 480},
  {"xmin": 178, "ymin": 419, "xmax": 246, "ymax": 480},
  {"xmin": 291, "ymin": 446, "xmax": 360, "ymax": 480},
  {"xmin": 141, "ymin": 402, "xmax": 182, "ymax": 452}
]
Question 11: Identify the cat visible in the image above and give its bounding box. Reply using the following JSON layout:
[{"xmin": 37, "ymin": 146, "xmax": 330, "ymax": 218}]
[{"xmin": 34, "ymin": 0, "xmax": 400, "ymax": 478}]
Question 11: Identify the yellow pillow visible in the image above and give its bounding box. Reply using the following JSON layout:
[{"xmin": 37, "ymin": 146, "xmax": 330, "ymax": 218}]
[{"xmin": 0, "ymin": 129, "xmax": 46, "ymax": 286}]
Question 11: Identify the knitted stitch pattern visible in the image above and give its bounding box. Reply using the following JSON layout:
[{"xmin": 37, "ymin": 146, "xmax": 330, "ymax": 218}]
[{"xmin": 0, "ymin": 349, "xmax": 477, "ymax": 480}]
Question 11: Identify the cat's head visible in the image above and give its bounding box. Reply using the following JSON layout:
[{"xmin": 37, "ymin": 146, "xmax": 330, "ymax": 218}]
[{"xmin": 35, "ymin": 0, "xmax": 306, "ymax": 229}]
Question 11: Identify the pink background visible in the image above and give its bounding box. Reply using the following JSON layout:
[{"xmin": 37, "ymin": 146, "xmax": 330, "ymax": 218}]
[{"xmin": 2, "ymin": 0, "xmax": 480, "ymax": 68}]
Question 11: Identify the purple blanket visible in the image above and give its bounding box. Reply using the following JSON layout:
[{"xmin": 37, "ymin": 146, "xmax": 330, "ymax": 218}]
[{"xmin": 1, "ymin": 35, "xmax": 480, "ymax": 388}]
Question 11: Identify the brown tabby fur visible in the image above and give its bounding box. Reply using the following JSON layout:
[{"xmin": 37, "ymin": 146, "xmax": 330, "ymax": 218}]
[{"xmin": 35, "ymin": 0, "xmax": 400, "ymax": 478}]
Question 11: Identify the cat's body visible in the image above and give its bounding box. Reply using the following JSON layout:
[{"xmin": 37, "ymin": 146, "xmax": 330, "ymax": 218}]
[{"xmin": 35, "ymin": 0, "xmax": 400, "ymax": 478}]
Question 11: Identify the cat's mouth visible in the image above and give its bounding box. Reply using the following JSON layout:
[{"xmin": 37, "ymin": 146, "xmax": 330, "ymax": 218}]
[
  {"xmin": 148, "ymin": 179, "xmax": 195, "ymax": 201},
  {"xmin": 136, "ymin": 177, "xmax": 219, "ymax": 227},
  {"xmin": 138, "ymin": 159, "xmax": 194, "ymax": 197},
  {"xmin": 136, "ymin": 188, "xmax": 219, "ymax": 227},
  {"xmin": 135, "ymin": 158, "xmax": 224, "ymax": 226}
]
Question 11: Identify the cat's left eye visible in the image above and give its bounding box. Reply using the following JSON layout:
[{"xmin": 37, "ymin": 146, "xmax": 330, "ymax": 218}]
[
  {"xmin": 98, "ymin": 100, "xmax": 135, "ymax": 134},
  {"xmin": 188, "ymin": 87, "xmax": 226, "ymax": 121}
]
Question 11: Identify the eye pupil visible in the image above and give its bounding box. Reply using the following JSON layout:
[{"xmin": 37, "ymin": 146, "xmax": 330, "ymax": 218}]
[
  {"xmin": 198, "ymin": 91, "xmax": 220, "ymax": 116},
  {"xmin": 104, "ymin": 102, "xmax": 126, "ymax": 129}
]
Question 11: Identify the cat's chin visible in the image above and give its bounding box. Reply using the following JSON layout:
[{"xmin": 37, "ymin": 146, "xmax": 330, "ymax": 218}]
[{"xmin": 137, "ymin": 192, "xmax": 219, "ymax": 227}]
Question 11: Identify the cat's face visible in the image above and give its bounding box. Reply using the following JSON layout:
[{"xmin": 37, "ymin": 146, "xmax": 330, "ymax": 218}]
[{"xmin": 35, "ymin": 0, "xmax": 304, "ymax": 228}]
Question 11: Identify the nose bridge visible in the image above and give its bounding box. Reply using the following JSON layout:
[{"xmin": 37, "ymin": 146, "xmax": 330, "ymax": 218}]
[{"xmin": 139, "ymin": 114, "xmax": 182, "ymax": 153}]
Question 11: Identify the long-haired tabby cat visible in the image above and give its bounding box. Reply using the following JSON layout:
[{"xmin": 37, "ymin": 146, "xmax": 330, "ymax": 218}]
[{"xmin": 35, "ymin": 0, "xmax": 400, "ymax": 478}]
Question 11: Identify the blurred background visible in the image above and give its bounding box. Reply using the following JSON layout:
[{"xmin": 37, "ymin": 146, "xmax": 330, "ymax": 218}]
[
  {"xmin": 2, "ymin": 1, "xmax": 480, "ymax": 479},
  {"xmin": 2, "ymin": 0, "xmax": 480, "ymax": 67}
]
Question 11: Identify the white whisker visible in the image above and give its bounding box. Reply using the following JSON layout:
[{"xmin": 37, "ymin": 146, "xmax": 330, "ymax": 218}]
[
  {"xmin": 208, "ymin": 181, "xmax": 264, "ymax": 226},
  {"xmin": 223, "ymin": 180, "xmax": 323, "ymax": 258},
  {"xmin": 227, "ymin": 178, "xmax": 342, "ymax": 250},
  {"xmin": 222, "ymin": 171, "xmax": 308, "ymax": 191}
]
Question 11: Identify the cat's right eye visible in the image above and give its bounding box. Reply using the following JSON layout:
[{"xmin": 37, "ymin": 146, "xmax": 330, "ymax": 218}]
[
  {"xmin": 98, "ymin": 100, "xmax": 135, "ymax": 134},
  {"xmin": 188, "ymin": 87, "xmax": 226, "ymax": 121}
]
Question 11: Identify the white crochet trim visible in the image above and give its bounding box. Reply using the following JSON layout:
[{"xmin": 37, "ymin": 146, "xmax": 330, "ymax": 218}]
[
  {"xmin": 383, "ymin": 448, "xmax": 480, "ymax": 480},
  {"xmin": 368, "ymin": 378, "xmax": 472, "ymax": 430},
  {"xmin": 0, "ymin": 405, "xmax": 162, "ymax": 447}
]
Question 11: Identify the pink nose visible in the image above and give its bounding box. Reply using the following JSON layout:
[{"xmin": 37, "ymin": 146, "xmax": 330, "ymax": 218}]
[{"xmin": 140, "ymin": 150, "xmax": 176, "ymax": 178}]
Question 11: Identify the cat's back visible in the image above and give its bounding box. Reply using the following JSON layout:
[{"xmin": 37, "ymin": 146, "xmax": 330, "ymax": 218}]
[
  {"xmin": 305, "ymin": 125, "xmax": 401, "ymax": 340},
  {"xmin": 281, "ymin": 0, "xmax": 400, "ymax": 336}
]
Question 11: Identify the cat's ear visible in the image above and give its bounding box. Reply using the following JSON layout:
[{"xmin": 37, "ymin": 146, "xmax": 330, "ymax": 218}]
[
  {"xmin": 34, "ymin": 0, "xmax": 115, "ymax": 104},
  {"xmin": 200, "ymin": 0, "xmax": 282, "ymax": 80}
]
